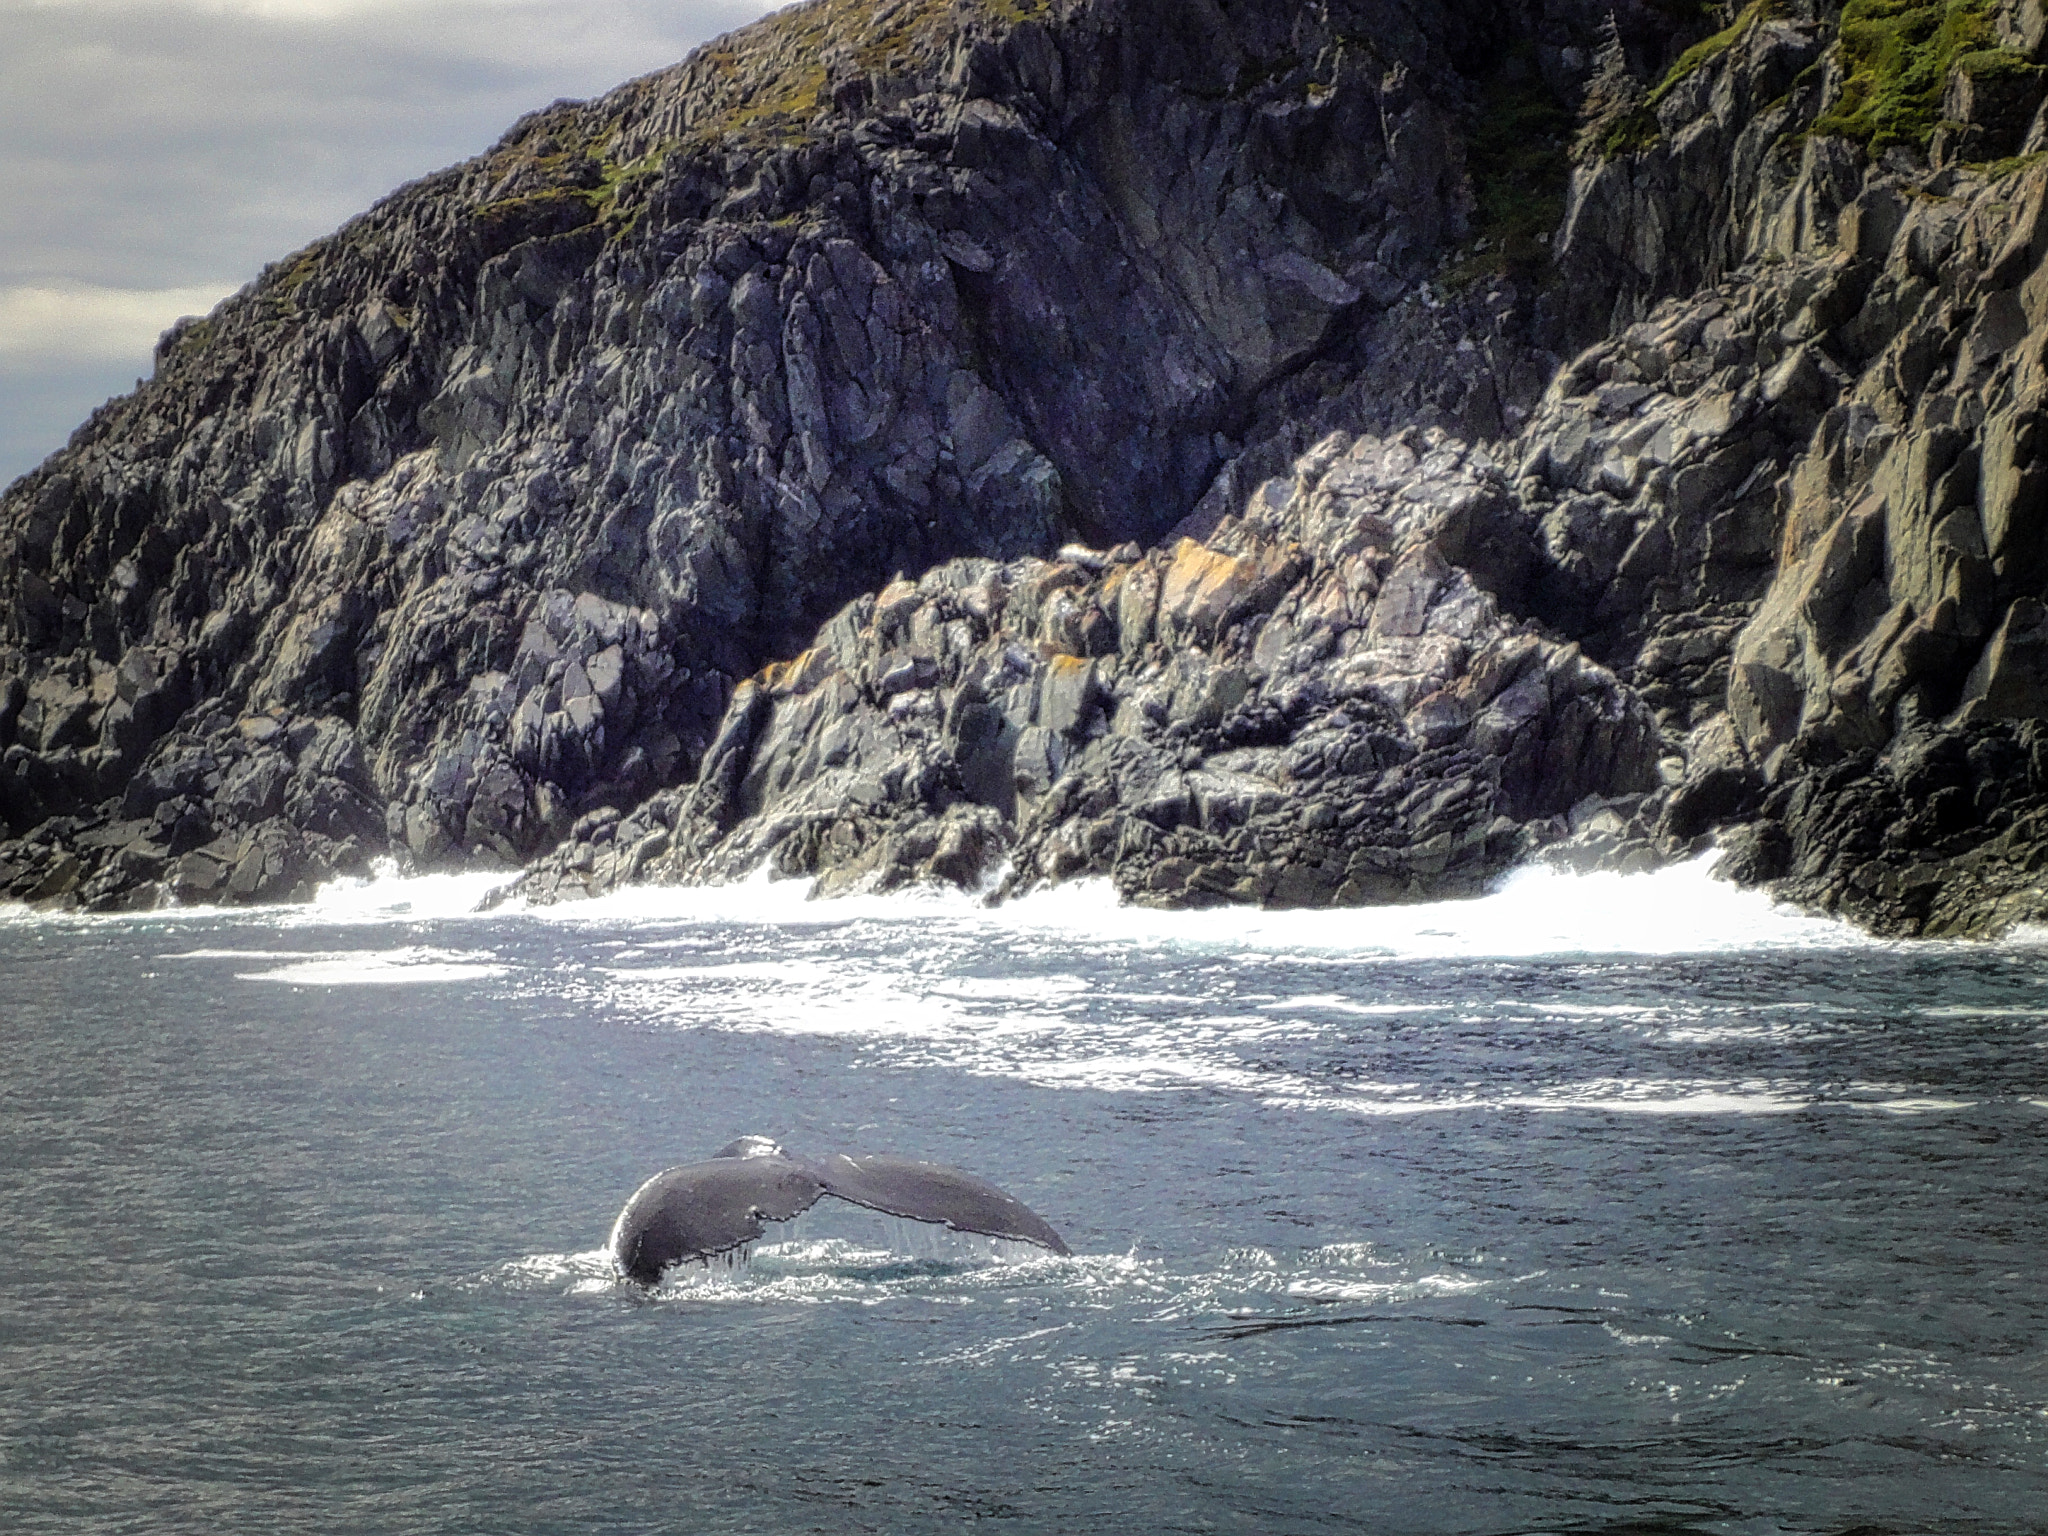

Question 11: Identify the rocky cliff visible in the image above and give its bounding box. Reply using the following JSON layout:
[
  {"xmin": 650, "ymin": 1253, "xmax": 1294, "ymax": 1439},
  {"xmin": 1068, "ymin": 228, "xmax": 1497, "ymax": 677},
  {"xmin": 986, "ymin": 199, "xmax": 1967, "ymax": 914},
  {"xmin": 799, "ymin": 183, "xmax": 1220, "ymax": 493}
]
[
  {"xmin": 513, "ymin": 429, "xmax": 1660, "ymax": 908},
  {"xmin": 1524, "ymin": 0, "xmax": 2048, "ymax": 936},
  {"xmin": 10, "ymin": 0, "xmax": 2048, "ymax": 937}
]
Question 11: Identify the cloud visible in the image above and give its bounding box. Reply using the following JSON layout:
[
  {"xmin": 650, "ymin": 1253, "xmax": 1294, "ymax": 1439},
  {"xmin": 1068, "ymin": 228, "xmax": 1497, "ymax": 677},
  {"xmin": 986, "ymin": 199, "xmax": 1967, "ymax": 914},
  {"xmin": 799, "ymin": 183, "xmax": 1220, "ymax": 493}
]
[
  {"xmin": 0, "ymin": 0, "xmax": 774, "ymax": 290},
  {"xmin": 0, "ymin": 0, "xmax": 774, "ymax": 482},
  {"xmin": 0, "ymin": 283, "xmax": 238, "ymax": 362}
]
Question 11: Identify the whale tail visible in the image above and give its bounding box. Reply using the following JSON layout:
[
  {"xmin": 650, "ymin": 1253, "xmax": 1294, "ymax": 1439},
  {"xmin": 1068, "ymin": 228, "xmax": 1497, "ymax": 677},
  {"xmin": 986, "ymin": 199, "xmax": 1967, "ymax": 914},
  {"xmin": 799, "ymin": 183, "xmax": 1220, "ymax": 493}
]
[{"xmin": 609, "ymin": 1137, "xmax": 1069, "ymax": 1283}]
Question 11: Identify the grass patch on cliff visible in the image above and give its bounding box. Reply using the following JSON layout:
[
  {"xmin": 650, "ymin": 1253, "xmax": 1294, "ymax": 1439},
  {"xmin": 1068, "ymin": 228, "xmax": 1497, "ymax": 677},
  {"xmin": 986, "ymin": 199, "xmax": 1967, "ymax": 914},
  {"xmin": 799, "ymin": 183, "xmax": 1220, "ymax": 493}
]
[
  {"xmin": 677, "ymin": 0, "xmax": 1054, "ymax": 149},
  {"xmin": 474, "ymin": 101, "xmax": 684, "ymax": 248},
  {"xmin": 1972, "ymin": 147, "xmax": 2048, "ymax": 178},
  {"xmin": 254, "ymin": 240, "xmax": 339, "ymax": 317},
  {"xmin": 277, "ymin": 246, "xmax": 323, "ymax": 294},
  {"xmin": 1808, "ymin": 0, "xmax": 2004, "ymax": 151},
  {"xmin": 1577, "ymin": 1, "xmax": 1776, "ymax": 161},
  {"xmin": 1594, "ymin": 105, "xmax": 1664, "ymax": 157},
  {"xmin": 1647, "ymin": 0, "xmax": 1782, "ymax": 108},
  {"xmin": 168, "ymin": 316, "xmax": 218, "ymax": 360},
  {"xmin": 465, "ymin": 0, "xmax": 1060, "ymax": 235}
]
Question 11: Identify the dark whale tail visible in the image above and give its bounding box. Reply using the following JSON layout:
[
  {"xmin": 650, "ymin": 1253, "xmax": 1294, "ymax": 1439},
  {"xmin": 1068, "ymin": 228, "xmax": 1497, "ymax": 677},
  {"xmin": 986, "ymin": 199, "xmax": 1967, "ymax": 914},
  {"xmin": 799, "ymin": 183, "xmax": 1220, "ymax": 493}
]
[{"xmin": 609, "ymin": 1137, "xmax": 1070, "ymax": 1284}]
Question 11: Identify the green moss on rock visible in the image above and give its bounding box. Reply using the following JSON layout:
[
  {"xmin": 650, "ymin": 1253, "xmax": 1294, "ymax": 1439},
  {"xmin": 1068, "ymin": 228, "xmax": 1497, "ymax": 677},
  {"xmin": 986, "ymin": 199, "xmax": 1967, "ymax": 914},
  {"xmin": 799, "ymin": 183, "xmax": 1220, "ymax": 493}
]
[
  {"xmin": 1809, "ymin": 0, "xmax": 2001, "ymax": 152},
  {"xmin": 676, "ymin": 0, "xmax": 1055, "ymax": 150},
  {"xmin": 1598, "ymin": 105, "xmax": 1664, "ymax": 156},
  {"xmin": 1647, "ymin": 0, "xmax": 1780, "ymax": 109},
  {"xmin": 1958, "ymin": 45, "xmax": 2045, "ymax": 80},
  {"xmin": 1974, "ymin": 147, "xmax": 2048, "ymax": 178}
]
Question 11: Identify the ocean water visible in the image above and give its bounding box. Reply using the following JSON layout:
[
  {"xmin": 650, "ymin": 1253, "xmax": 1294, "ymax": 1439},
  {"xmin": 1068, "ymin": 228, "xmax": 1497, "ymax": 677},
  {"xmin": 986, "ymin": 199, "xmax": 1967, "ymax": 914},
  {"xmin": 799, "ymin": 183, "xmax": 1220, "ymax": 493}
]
[{"xmin": 1, "ymin": 857, "xmax": 2044, "ymax": 1534}]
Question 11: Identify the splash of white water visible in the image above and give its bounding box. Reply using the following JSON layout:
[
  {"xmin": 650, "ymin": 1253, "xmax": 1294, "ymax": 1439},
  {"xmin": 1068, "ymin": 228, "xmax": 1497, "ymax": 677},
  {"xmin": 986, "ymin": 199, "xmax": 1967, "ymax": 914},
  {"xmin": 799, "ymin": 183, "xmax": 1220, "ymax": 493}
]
[
  {"xmin": 12, "ymin": 844, "xmax": 1882, "ymax": 960},
  {"xmin": 459, "ymin": 851, "xmax": 1874, "ymax": 960}
]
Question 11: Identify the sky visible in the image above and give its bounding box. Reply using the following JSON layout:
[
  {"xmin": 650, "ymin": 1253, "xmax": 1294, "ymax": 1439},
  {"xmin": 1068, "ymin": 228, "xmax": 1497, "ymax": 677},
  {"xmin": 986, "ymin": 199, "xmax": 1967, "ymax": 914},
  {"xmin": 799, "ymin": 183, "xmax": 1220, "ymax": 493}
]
[{"xmin": 0, "ymin": 0, "xmax": 778, "ymax": 487}]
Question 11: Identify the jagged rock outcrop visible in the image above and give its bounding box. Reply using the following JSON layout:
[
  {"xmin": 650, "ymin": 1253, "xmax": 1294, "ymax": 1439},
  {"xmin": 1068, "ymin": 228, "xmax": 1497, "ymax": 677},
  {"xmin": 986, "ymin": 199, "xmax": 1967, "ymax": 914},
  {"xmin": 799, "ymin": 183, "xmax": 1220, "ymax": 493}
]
[
  {"xmin": 513, "ymin": 428, "xmax": 1660, "ymax": 906},
  {"xmin": 1716, "ymin": 714, "xmax": 2048, "ymax": 936}
]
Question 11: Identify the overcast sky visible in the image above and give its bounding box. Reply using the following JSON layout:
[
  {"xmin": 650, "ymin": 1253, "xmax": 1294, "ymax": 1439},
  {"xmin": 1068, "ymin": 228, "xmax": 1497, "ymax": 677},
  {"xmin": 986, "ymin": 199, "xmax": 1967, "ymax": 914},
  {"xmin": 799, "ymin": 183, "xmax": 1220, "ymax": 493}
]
[{"xmin": 0, "ymin": 0, "xmax": 776, "ymax": 486}]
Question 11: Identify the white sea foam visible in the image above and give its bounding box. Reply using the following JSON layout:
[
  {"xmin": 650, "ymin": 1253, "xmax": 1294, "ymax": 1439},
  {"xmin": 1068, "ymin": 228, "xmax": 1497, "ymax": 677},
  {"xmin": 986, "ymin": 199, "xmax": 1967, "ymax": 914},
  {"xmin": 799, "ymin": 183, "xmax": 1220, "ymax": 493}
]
[
  {"xmin": 1258, "ymin": 996, "xmax": 1442, "ymax": 1016},
  {"xmin": 600, "ymin": 959, "xmax": 840, "ymax": 987},
  {"xmin": 474, "ymin": 851, "xmax": 1877, "ymax": 960},
  {"xmin": 585, "ymin": 912, "xmax": 1986, "ymax": 1113},
  {"xmin": 933, "ymin": 975, "xmax": 1092, "ymax": 1000},
  {"xmin": 1284, "ymin": 1272, "xmax": 1486, "ymax": 1303},
  {"xmin": 0, "ymin": 858, "xmax": 515, "ymax": 930},
  {"xmin": 597, "ymin": 962, "xmax": 975, "ymax": 1040},
  {"xmin": 1504, "ymin": 1084, "xmax": 1813, "ymax": 1115},
  {"xmin": 493, "ymin": 1221, "xmax": 1497, "ymax": 1341},
  {"xmin": 488, "ymin": 860, "xmax": 974, "ymax": 929},
  {"xmin": 10, "ymin": 846, "xmax": 1977, "ymax": 1122},
  {"xmin": 159, "ymin": 947, "xmax": 331, "ymax": 961},
  {"xmin": 14, "ymin": 846, "xmax": 1876, "ymax": 962},
  {"xmin": 1921, "ymin": 1006, "xmax": 2048, "ymax": 1020},
  {"xmin": 1266, "ymin": 1091, "xmax": 1487, "ymax": 1116},
  {"xmin": 1660, "ymin": 1023, "xmax": 1786, "ymax": 1044},
  {"xmin": 1020, "ymin": 1053, "xmax": 1275, "ymax": 1095},
  {"xmin": 490, "ymin": 1248, "xmax": 619, "ymax": 1295},
  {"xmin": 980, "ymin": 855, "xmax": 1873, "ymax": 960},
  {"xmin": 494, "ymin": 1227, "xmax": 1075, "ymax": 1305},
  {"xmin": 237, "ymin": 945, "xmax": 509, "ymax": 985},
  {"xmin": 1273, "ymin": 1081, "xmax": 2041, "ymax": 1118},
  {"xmin": 1863, "ymin": 1097, "xmax": 1982, "ymax": 1115},
  {"xmin": 299, "ymin": 862, "xmax": 515, "ymax": 923},
  {"xmin": 1268, "ymin": 1077, "xmax": 1818, "ymax": 1117}
]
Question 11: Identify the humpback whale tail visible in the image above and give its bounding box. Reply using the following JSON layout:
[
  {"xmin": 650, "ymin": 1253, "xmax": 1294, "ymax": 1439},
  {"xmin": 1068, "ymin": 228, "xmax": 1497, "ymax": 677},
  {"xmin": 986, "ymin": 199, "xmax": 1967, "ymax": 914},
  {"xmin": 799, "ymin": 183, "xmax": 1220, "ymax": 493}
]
[{"xmin": 609, "ymin": 1137, "xmax": 1070, "ymax": 1284}]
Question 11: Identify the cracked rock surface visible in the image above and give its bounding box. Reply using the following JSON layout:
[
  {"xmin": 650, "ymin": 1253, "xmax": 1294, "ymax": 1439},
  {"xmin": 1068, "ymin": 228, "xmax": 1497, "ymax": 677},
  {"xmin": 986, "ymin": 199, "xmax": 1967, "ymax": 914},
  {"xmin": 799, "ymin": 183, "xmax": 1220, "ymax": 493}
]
[{"xmin": 512, "ymin": 429, "xmax": 1660, "ymax": 907}]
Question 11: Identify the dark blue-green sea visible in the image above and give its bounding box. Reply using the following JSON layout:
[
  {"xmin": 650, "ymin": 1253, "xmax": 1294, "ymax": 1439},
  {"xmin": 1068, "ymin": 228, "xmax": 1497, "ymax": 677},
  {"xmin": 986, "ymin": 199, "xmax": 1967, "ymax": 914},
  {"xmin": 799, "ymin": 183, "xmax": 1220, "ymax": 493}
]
[{"xmin": 2, "ymin": 857, "xmax": 2044, "ymax": 1534}]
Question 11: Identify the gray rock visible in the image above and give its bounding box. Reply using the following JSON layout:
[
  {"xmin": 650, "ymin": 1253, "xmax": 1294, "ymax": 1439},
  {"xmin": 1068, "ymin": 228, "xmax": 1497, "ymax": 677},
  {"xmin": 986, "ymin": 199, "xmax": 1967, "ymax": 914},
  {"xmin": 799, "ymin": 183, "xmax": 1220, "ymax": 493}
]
[{"xmin": 512, "ymin": 429, "xmax": 1662, "ymax": 908}]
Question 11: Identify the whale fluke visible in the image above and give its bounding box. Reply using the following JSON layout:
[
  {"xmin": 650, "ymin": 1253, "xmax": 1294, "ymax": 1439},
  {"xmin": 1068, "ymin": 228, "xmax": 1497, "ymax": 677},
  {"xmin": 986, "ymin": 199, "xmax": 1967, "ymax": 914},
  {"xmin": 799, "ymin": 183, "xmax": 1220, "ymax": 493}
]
[
  {"xmin": 805, "ymin": 1152, "xmax": 1070, "ymax": 1255},
  {"xmin": 609, "ymin": 1138, "xmax": 1069, "ymax": 1284},
  {"xmin": 607, "ymin": 1156, "xmax": 825, "ymax": 1283}
]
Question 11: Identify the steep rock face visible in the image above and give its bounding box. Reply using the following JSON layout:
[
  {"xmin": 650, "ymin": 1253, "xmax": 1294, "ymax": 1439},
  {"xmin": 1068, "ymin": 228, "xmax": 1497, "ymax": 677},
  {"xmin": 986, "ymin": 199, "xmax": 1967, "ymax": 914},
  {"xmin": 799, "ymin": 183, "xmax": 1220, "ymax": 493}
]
[
  {"xmin": 0, "ymin": 0, "xmax": 1644, "ymax": 910},
  {"xmin": 1521, "ymin": 0, "xmax": 2048, "ymax": 934},
  {"xmin": 513, "ymin": 428, "xmax": 1660, "ymax": 906}
]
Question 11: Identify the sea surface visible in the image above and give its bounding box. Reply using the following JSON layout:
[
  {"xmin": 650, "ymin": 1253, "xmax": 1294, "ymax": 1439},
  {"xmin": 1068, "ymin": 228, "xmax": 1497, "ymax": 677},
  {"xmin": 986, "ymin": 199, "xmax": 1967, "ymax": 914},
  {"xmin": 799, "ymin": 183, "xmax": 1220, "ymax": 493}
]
[{"xmin": 2, "ymin": 857, "xmax": 2044, "ymax": 1535}]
